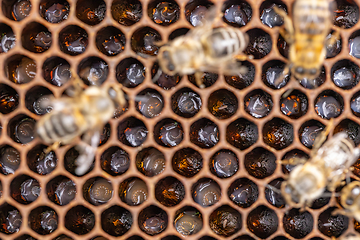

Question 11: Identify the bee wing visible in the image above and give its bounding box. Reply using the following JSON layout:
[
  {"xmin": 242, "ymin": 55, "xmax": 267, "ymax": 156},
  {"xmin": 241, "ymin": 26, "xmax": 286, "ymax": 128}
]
[{"xmin": 200, "ymin": 59, "xmax": 248, "ymax": 76}]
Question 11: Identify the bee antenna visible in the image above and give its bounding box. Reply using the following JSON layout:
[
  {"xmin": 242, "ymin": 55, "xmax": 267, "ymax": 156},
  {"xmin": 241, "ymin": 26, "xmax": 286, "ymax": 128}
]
[
  {"xmin": 265, "ymin": 184, "xmax": 282, "ymax": 194},
  {"xmin": 152, "ymin": 68, "xmax": 163, "ymax": 83}
]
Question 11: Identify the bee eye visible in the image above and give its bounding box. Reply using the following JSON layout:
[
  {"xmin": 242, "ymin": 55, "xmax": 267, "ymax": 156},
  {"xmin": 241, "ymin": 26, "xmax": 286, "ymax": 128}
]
[
  {"xmin": 309, "ymin": 68, "xmax": 317, "ymax": 75},
  {"xmin": 163, "ymin": 50, "xmax": 170, "ymax": 58},
  {"xmin": 346, "ymin": 196, "xmax": 354, "ymax": 205},
  {"xmin": 295, "ymin": 67, "xmax": 304, "ymax": 74},
  {"xmin": 167, "ymin": 62, "xmax": 175, "ymax": 71}
]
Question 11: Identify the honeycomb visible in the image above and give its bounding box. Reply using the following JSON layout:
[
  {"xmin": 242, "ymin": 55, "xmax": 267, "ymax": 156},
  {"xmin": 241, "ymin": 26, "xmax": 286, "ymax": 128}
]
[{"xmin": 0, "ymin": 0, "xmax": 360, "ymax": 239}]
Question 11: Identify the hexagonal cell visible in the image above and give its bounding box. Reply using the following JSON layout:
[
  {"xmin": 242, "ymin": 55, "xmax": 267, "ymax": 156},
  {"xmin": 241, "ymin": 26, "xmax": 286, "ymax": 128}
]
[
  {"xmin": 244, "ymin": 147, "xmax": 276, "ymax": 179},
  {"xmin": 298, "ymin": 66, "xmax": 326, "ymax": 89},
  {"xmin": 318, "ymin": 207, "xmax": 348, "ymax": 238},
  {"xmin": 128, "ymin": 236, "xmax": 144, "ymax": 240},
  {"xmin": 0, "ymin": 145, "xmax": 20, "ymax": 175},
  {"xmin": 333, "ymin": 0, "xmax": 359, "ymax": 28},
  {"xmin": 83, "ymin": 177, "xmax": 113, "ymax": 206},
  {"xmin": 0, "ymin": 23, "xmax": 15, "ymax": 53},
  {"xmin": 0, "ymin": 83, "xmax": 19, "ymax": 114},
  {"xmin": 210, "ymin": 149, "xmax": 238, "ymax": 178},
  {"xmin": 65, "ymin": 205, "xmax": 95, "ymax": 235},
  {"xmin": 0, "ymin": 203, "xmax": 22, "ymax": 234},
  {"xmin": 118, "ymin": 117, "xmax": 148, "ymax": 147},
  {"xmin": 8, "ymin": 114, "xmax": 36, "ymax": 144},
  {"xmin": 331, "ymin": 60, "xmax": 360, "ymax": 89},
  {"xmin": 46, "ymin": 175, "xmax": 76, "ymax": 206},
  {"xmin": 228, "ymin": 178, "xmax": 258, "ymax": 208},
  {"xmin": 155, "ymin": 176, "xmax": 185, "ymax": 207},
  {"xmin": 64, "ymin": 147, "xmax": 94, "ymax": 176},
  {"xmin": 136, "ymin": 88, "xmax": 164, "ymax": 118},
  {"xmin": 169, "ymin": 28, "xmax": 190, "ymax": 40},
  {"xmin": 2, "ymin": 0, "xmax": 31, "ymax": 21},
  {"xmin": 172, "ymin": 88, "xmax": 202, "ymax": 118},
  {"xmin": 59, "ymin": 25, "xmax": 88, "ymax": 56},
  {"xmin": 260, "ymin": 1, "xmax": 286, "ymax": 28},
  {"xmin": 25, "ymin": 86, "xmax": 53, "ymax": 115},
  {"xmin": 101, "ymin": 205, "xmax": 132, "ymax": 236},
  {"xmin": 76, "ymin": 0, "xmax": 106, "ymax": 25},
  {"xmin": 5, "ymin": 54, "xmax": 36, "ymax": 84},
  {"xmin": 101, "ymin": 146, "xmax": 130, "ymax": 176},
  {"xmin": 190, "ymin": 118, "xmax": 219, "ymax": 148},
  {"xmin": 225, "ymin": 61, "xmax": 255, "ymax": 89},
  {"xmin": 283, "ymin": 208, "xmax": 313, "ymax": 238},
  {"xmin": 116, "ymin": 58, "xmax": 145, "ymax": 88},
  {"xmin": 192, "ymin": 178, "xmax": 221, "ymax": 207},
  {"xmin": 222, "ymin": 0, "xmax": 252, "ymax": 27},
  {"xmin": 199, "ymin": 237, "xmax": 217, "ymax": 240},
  {"xmin": 209, "ymin": 205, "xmax": 242, "ymax": 237},
  {"xmin": 326, "ymin": 30, "xmax": 342, "ymax": 58},
  {"xmin": 185, "ymin": 0, "xmax": 213, "ymax": 27},
  {"xmin": 39, "ymin": 0, "xmax": 70, "ymax": 23},
  {"xmin": 136, "ymin": 147, "xmax": 165, "ymax": 177},
  {"xmin": 29, "ymin": 206, "xmax": 58, "ymax": 235},
  {"xmin": 138, "ymin": 205, "xmax": 168, "ymax": 236},
  {"xmin": 174, "ymin": 206, "xmax": 203, "ymax": 236},
  {"xmin": 208, "ymin": 89, "xmax": 238, "ymax": 119},
  {"xmin": 78, "ymin": 56, "xmax": 108, "ymax": 86},
  {"xmin": 265, "ymin": 178, "xmax": 285, "ymax": 208},
  {"xmin": 42, "ymin": 56, "xmax": 71, "ymax": 87},
  {"xmin": 263, "ymin": 118, "xmax": 293, "ymax": 150},
  {"xmin": 262, "ymin": 60, "xmax": 289, "ymax": 89},
  {"xmin": 111, "ymin": 0, "xmax": 142, "ymax": 26},
  {"xmin": 119, "ymin": 177, "xmax": 148, "ymax": 206},
  {"xmin": 154, "ymin": 118, "xmax": 183, "ymax": 147},
  {"xmin": 349, "ymin": 30, "xmax": 360, "ymax": 59},
  {"xmin": 277, "ymin": 34, "xmax": 289, "ymax": 58},
  {"xmin": 299, "ymin": 120, "xmax": 325, "ymax": 148},
  {"xmin": 233, "ymin": 235, "xmax": 255, "ymax": 240},
  {"xmin": 22, "ymin": 22, "xmax": 52, "ymax": 53},
  {"xmin": 314, "ymin": 90, "xmax": 344, "ymax": 119},
  {"xmin": 245, "ymin": 89, "xmax": 273, "ymax": 118},
  {"xmin": 27, "ymin": 144, "xmax": 57, "ymax": 175},
  {"xmin": 247, "ymin": 205, "xmax": 278, "ymax": 238},
  {"xmin": 172, "ymin": 147, "xmax": 203, "ymax": 178},
  {"xmin": 162, "ymin": 236, "xmax": 181, "ymax": 240},
  {"xmin": 226, "ymin": 118, "xmax": 258, "ymax": 150},
  {"xmin": 245, "ymin": 28, "xmax": 272, "ymax": 59},
  {"xmin": 280, "ymin": 89, "xmax": 308, "ymax": 119},
  {"xmin": 96, "ymin": 26, "xmax": 125, "ymax": 56},
  {"xmin": 131, "ymin": 27, "xmax": 161, "ymax": 57},
  {"xmin": 10, "ymin": 175, "xmax": 40, "ymax": 204},
  {"xmin": 14, "ymin": 234, "xmax": 36, "ymax": 240},
  {"xmin": 310, "ymin": 188, "xmax": 331, "ymax": 209},
  {"xmin": 334, "ymin": 119, "xmax": 360, "ymax": 145},
  {"xmin": 152, "ymin": 62, "xmax": 182, "ymax": 89},
  {"xmin": 351, "ymin": 91, "xmax": 360, "ymax": 117},
  {"xmin": 148, "ymin": 0, "xmax": 179, "ymax": 25},
  {"xmin": 188, "ymin": 72, "xmax": 218, "ymax": 88}
]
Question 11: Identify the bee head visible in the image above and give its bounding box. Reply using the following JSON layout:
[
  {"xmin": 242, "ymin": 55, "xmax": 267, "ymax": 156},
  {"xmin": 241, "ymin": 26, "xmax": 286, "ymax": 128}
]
[
  {"xmin": 293, "ymin": 66, "xmax": 320, "ymax": 81},
  {"xmin": 108, "ymin": 85, "xmax": 126, "ymax": 108},
  {"xmin": 158, "ymin": 46, "xmax": 177, "ymax": 75},
  {"xmin": 343, "ymin": 182, "xmax": 360, "ymax": 207}
]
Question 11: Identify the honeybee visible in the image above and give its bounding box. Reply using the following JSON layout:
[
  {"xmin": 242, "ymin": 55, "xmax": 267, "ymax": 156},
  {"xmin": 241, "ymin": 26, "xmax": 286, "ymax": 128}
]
[
  {"xmin": 156, "ymin": 8, "xmax": 249, "ymax": 88},
  {"xmin": 274, "ymin": 0, "xmax": 338, "ymax": 85},
  {"xmin": 36, "ymin": 79, "xmax": 126, "ymax": 175},
  {"xmin": 281, "ymin": 119, "xmax": 360, "ymax": 208},
  {"xmin": 338, "ymin": 181, "xmax": 360, "ymax": 222}
]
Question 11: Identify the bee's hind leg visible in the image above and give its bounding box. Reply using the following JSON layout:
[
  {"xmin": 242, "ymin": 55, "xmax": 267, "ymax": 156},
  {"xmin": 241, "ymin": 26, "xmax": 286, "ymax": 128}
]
[
  {"xmin": 326, "ymin": 28, "xmax": 341, "ymax": 47},
  {"xmin": 44, "ymin": 141, "xmax": 60, "ymax": 154},
  {"xmin": 195, "ymin": 72, "xmax": 205, "ymax": 89}
]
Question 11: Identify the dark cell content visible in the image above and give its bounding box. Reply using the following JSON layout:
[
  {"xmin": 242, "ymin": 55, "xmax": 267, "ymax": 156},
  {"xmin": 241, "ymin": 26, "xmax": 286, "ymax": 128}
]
[
  {"xmin": 333, "ymin": 1, "xmax": 359, "ymax": 28},
  {"xmin": 101, "ymin": 206, "xmax": 132, "ymax": 236},
  {"xmin": 27, "ymin": 30, "xmax": 52, "ymax": 53},
  {"xmin": 172, "ymin": 90, "xmax": 202, "ymax": 118},
  {"xmin": 245, "ymin": 29, "xmax": 272, "ymax": 59},
  {"xmin": 334, "ymin": 119, "xmax": 360, "ymax": 145},
  {"xmin": 117, "ymin": 59, "xmax": 145, "ymax": 87},
  {"xmin": 40, "ymin": 0, "xmax": 70, "ymax": 23},
  {"xmin": 20, "ymin": 178, "xmax": 41, "ymax": 203},
  {"xmin": 174, "ymin": 207, "xmax": 203, "ymax": 235},
  {"xmin": 43, "ymin": 60, "xmax": 71, "ymax": 87},
  {"xmin": 64, "ymin": 147, "xmax": 92, "ymax": 176},
  {"xmin": 351, "ymin": 92, "xmax": 360, "ymax": 117},
  {"xmin": 299, "ymin": 67, "xmax": 326, "ymax": 89},
  {"xmin": 155, "ymin": 177, "xmax": 185, "ymax": 207},
  {"xmin": 189, "ymin": 72, "xmax": 218, "ymax": 88},
  {"xmin": 96, "ymin": 27, "xmax": 125, "ymax": 56},
  {"xmin": 0, "ymin": 85, "xmax": 19, "ymax": 114},
  {"xmin": 136, "ymin": 148, "xmax": 165, "ymax": 177},
  {"xmin": 172, "ymin": 148, "xmax": 203, "ymax": 177},
  {"xmin": 260, "ymin": 4, "xmax": 284, "ymax": 28},
  {"xmin": 280, "ymin": 91, "xmax": 308, "ymax": 119},
  {"xmin": 208, "ymin": 89, "xmax": 238, "ymax": 119},
  {"xmin": 265, "ymin": 178, "xmax": 285, "ymax": 208},
  {"xmin": 137, "ymin": 92, "xmax": 164, "ymax": 118},
  {"xmin": 300, "ymin": 122, "xmax": 325, "ymax": 148},
  {"xmin": 244, "ymin": 148, "xmax": 277, "ymax": 179},
  {"xmin": 277, "ymin": 34, "xmax": 289, "ymax": 58},
  {"xmin": 228, "ymin": 178, "xmax": 258, "ymax": 208},
  {"xmin": 101, "ymin": 147, "xmax": 130, "ymax": 175},
  {"xmin": 131, "ymin": 27, "xmax": 161, "ymax": 56},
  {"xmin": 227, "ymin": 118, "xmax": 258, "ymax": 150},
  {"xmin": 263, "ymin": 63, "xmax": 290, "ymax": 89},
  {"xmin": 318, "ymin": 207, "xmax": 349, "ymax": 237},
  {"xmin": 189, "ymin": 5, "xmax": 208, "ymax": 27},
  {"xmin": 38, "ymin": 210, "xmax": 58, "ymax": 234},
  {"xmin": 65, "ymin": 206, "xmax": 95, "ymax": 235},
  {"xmin": 210, "ymin": 150, "xmax": 238, "ymax": 178},
  {"xmin": 190, "ymin": 119, "xmax": 219, "ymax": 148},
  {"xmin": 225, "ymin": 61, "xmax": 255, "ymax": 89},
  {"xmin": 282, "ymin": 149, "xmax": 309, "ymax": 174},
  {"xmin": 349, "ymin": 36, "xmax": 360, "ymax": 59},
  {"xmin": 78, "ymin": 58, "xmax": 108, "ymax": 86},
  {"xmin": 138, "ymin": 206, "xmax": 168, "ymax": 236},
  {"xmin": 32, "ymin": 95, "xmax": 52, "ymax": 115},
  {"xmin": 59, "ymin": 26, "xmax": 88, "ymax": 56},
  {"xmin": 12, "ymin": 0, "xmax": 32, "ymax": 21},
  {"xmin": 0, "ymin": 25, "xmax": 15, "ymax": 53},
  {"xmin": 283, "ymin": 209, "xmax": 313, "ymax": 239},
  {"xmin": 209, "ymin": 205, "xmax": 242, "ymax": 237},
  {"xmin": 53, "ymin": 179, "xmax": 76, "ymax": 205},
  {"xmin": 0, "ymin": 146, "xmax": 20, "ymax": 175},
  {"xmin": 247, "ymin": 205, "xmax": 279, "ymax": 239},
  {"xmin": 310, "ymin": 189, "xmax": 331, "ymax": 209},
  {"xmin": 28, "ymin": 149, "xmax": 57, "ymax": 175},
  {"xmin": 111, "ymin": 0, "xmax": 143, "ymax": 26},
  {"xmin": 123, "ymin": 124, "xmax": 148, "ymax": 147},
  {"xmin": 0, "ymin": 206, "xmax": 22, "ymax": 234},
  {"xmin": 150, "ymin": 1, "xmax": 179, "ymax": 25},
  {"xmin": 158, "ymin": 122, "xmax": 183, "ymax": 147},
  {"xmin": 119, "ymin": 177, "xmax": 148, "ymax": 206},
  {"xmin": 192, "ymin": 178, "xmax": 221, "ymax": 207},
  {"xmin": 13, "ymin": 117, "xmax": 35, "ymax": 144},
  {"xmin": 6, "ymin": 56, "xmax": 36, "ymax": 84},
  {"xmin": 332, "ymin": 65, "xmax": 359, "ymax": 89},
  {"xmin": 245, "ymin": 91, "xmax": 273, "ymax": 118},
  {"xmin": 263, "ymin": 118, "xmax": 294, "ymax": 150},
  {"xmin": 326, "ymin": 32, "xmax": 342, "ymax": 58},
  {"xmin": 152, "ymin": 63, "xmax": 181, "ymax": 89},
  {"xmin": 315, "ymin": 94, "xmax": 342, "ymax": 119},
  {"xmin": 223, "ymin": 3, "xmax": 252, "ymax": 27},
  {"xmin": 76, "ymin": 0, "xmax": 106, "ymax": 25},
  {"xmin": 85, "ymin": 178, "xmax": 113, "ymax": 205}
]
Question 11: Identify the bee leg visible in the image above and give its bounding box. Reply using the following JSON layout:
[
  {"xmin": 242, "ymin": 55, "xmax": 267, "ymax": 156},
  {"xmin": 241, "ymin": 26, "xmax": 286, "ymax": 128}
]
[
  {"xmin": 280, "ymin": 157, "xmax": 307, "ymax": 165},
  {"xmin": 274, "ymin": 64, "xmax": 290, "ymax": 87},
  {"xmin": 331, "ymin": 208, "xmax": 351, "ymax": 217},
  {"xmin": 75, "ymin": 130, "xmax": 100, "ymax": 176},
  {"xmin": 44, "ymin": 141, "xmax": 60, "ymax": 154},
  {"xmin": 311, "ymin": 118, "xmax": 334, "ymax": 156},
  {"xmin": 234, "ymin": 54, "xmax": 250, "ymax": 61},
  {"xmin": 273, "ymin": 7, "xmax": 294, "ymax": 43},
  {"xmin": 326, "ymin": 28, "xmax": 341, "ymax": 47},
  {"xmin": 195, "ymin": 72, "xmax": 205, "ymax": 88},
  {"xmin": 153, "ymin": 40, "xmax": 166, "ymax": 47}
]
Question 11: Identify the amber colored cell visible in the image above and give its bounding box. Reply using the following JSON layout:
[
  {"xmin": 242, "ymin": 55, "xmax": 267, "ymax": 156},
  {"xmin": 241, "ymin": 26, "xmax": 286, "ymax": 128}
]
[
  {"xmin": 210, "ymin": 149, "xmax": 239, "ymax": 178},
  {"xmin": 318, "ymin": 207, "xmax": 348, "ymax": 238},
  {"xmin": 136, "ymin": 147, "xmax": 165, "ymax": 177},
  {"xmin": 39, "ymin": 0, "xmax": 70, "ymax": 23},
  {"xmin": 226, "ymin": 118, "xmax": 258, "ymax": 150},
  {"xmin": 247, "ymin": 205, "xmax": 278, "ymax": 238},
  {"xmin": 0, "ymin": 84, "xmax": 19, "ymax": 114},
  {"xmin": 5, "ymin": 55, "xmax": 36, "ymax": 84},
  {"xmin": 77, "ymin": 57, "xmax": 108, "ymax": 86},
  {"xmin": 192, "ymin": 178, "xmax": 221, "ymax": 207},
  {"xmin": 225, "ymin": 61, "xmax": 255, "ymax": 89},
  {"xmin": 334, "ymin": 119, "xmax": 360, "ymax": 145},
  {"xmin": 174, "ymin": 206, "xmax": 203, "ymax": 235},
  {"xmin": 101, "ymin": 206, "xmax": 132, "ymax": 236},
  {"xmin": 283, "ymin": 209, "xmax": 313, "ymax": 238},
  {"xmin": 0, "ymin": 203, "xmax": 22, "ymax": 234},
  {"xmin": 190, "ymin": 118, "xmax": 219, "ymax": 148},
  {"xmin": 148, "ymin": 0, "xmax": 179, "ymax": 26},
  {"xmin": 131, "ymin": 27, "xmax": 161, "ymax": 57},
  {"xmin": 29, "ymin": 207, "xmax": 58, "ymax": 235},
  {"xmin": 96, "ymin": 26, "xmax": 125, "ymax": 56},
  {"xmin": 65, "ymin": 206, "xmax": 95, "ymax": 235},
  {"xmin": 111, "ymin": 0, "xmax": 142, "ymax": 26},
  {"xmin": 138, "ymin": 205, "xmax": 168, "ymax": 236},
  {"xmin": 263, "ymin": 118, "xmax": 294, "ymax": 150},
  {"xmin": 76, "ymin": 0, "xmax": 106, "ymax": 25},
  {"xmin": 208, "ymin": 89, "xmax": 238, "ymax": 119},
  {"xmin": 21, "ymin": 22, "xmax": 52, "ymax": 53},
  {"xmin": 155, "ymin": 176, "xmax": 185, "ymax": 207},
  {"xmin": 59, "ymin": 25, "xmax": 88, "ymax": 56},
  {"xmin": 64, "ymin": 147, "xmax": 93, "ymax": 176},
  {"xmin": 25, "ymin": 86, "xmax": 53, "ymax": 115},
  {"xmin": 42, "ymin": 56, "xmax": 71, "ymax": 87},
  {"xmin": 244, "ymin": 147, "xmax": 276, "ymax": 179},
  {"xmin": 209, "ymin": 205, "xmax": 242, "ymax": 237},
  {"xmin": 228, "ymin": 178, "xmax": 258, "ymax": 208},
  {"xmin": 8, "ymin": 116, "xmax": 36, "ymax": 144},
  {"xmin": 119, "ymin": 177, "xmax": 148, "ymax": 206},
  {"xmin": 2, "ymin": 0, "xmax": 32, "ymax": 21},
  {"xmin": 15, "ymin": 234, "xmax": 37, "ymax": 240},
  {"xmin": 172, "ymin": 148, "xmax": 203, "ymax": 178}
]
